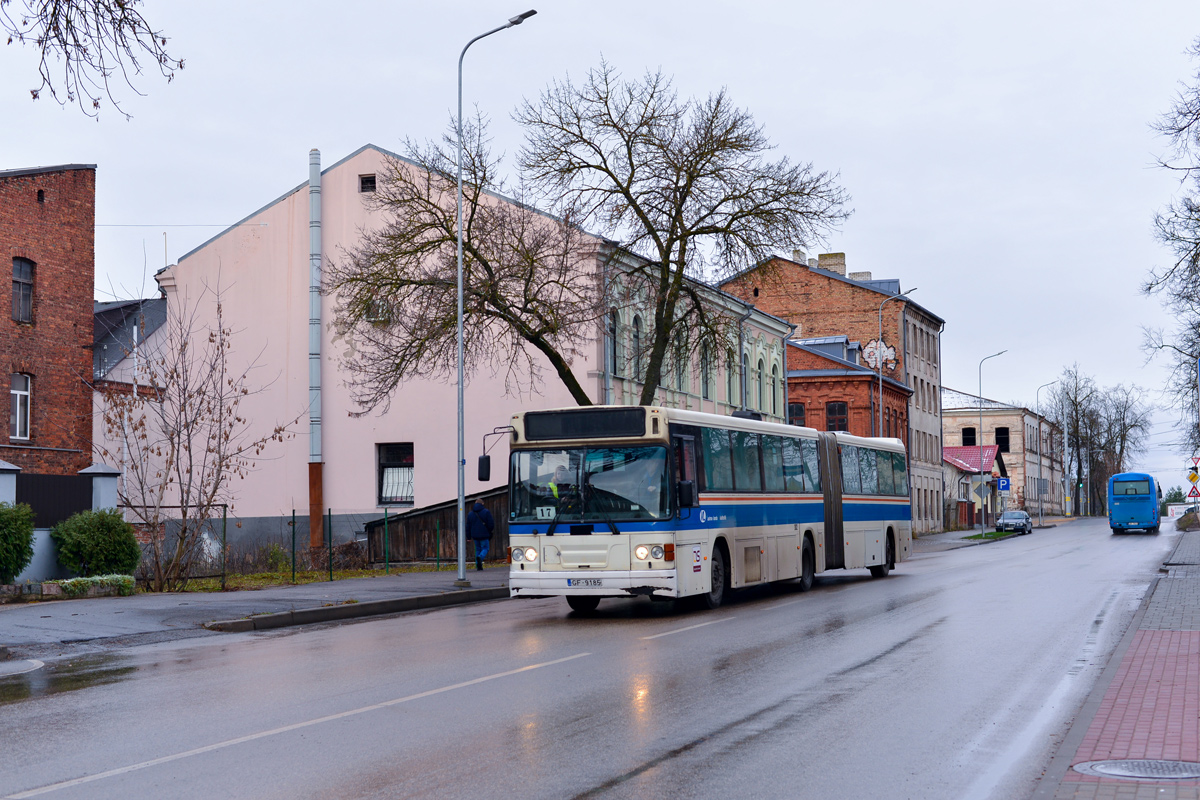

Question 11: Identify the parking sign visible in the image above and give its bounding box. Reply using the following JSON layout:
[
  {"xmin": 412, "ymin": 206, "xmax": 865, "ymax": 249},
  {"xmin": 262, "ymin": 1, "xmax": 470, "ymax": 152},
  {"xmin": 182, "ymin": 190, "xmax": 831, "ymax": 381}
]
[{"xmin": 997, "ymin": 477, "xmax": 1010, "ymax": 493}]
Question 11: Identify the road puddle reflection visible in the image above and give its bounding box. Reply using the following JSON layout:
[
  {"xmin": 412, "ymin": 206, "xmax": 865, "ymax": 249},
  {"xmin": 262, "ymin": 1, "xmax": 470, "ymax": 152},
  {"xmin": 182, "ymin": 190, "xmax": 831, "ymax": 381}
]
[{"xmin": 0, "ymin": 654, "xmax": 137, "ymax": 704}]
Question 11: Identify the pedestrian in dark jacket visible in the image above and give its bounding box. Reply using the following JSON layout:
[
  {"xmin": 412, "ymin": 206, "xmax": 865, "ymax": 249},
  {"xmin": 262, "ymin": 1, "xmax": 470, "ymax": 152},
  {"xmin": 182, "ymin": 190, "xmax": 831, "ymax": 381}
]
[{"xmin": 466, "ymin": 501, "xmax": 495, "ymax": 571}]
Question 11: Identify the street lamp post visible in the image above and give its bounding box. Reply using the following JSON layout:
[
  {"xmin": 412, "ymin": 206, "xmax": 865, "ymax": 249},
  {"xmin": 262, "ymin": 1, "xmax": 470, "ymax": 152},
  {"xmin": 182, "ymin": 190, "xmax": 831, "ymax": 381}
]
[
  {"xmin": 1035, "ymin": 379, "xmax": 1057, "ymax": 529},
  {"xmin": 455, "ymin": 9, "xmax": 537, "ymax": 587},
  {"xmin": 977, "ymin": 350, "xmax": 1007, "ymax": 530},
  {"xmin": 876, "ymin": 288, "xmax": 916, "ymax": 438}
]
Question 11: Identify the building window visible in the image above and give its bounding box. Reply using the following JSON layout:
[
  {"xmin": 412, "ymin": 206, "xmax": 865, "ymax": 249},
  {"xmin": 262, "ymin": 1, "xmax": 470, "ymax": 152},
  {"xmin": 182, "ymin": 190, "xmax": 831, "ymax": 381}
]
[
  {"xmin": 377, "ymin": 443, "xmax": 414, "ymax": 505},
  {"xmin": 826, "ymin": 401, "xmax": 848, "ymax": 432},
  {"xmin": 701, "ymin": 344, "xmax": 711, "ymax": 400},
  {"xmin": 789, "ymin": 402, "xmax": 805, "ymax": 426},
  {"xmin": 359, "ymin": 174, "xmax": 377, "ymax": 193},
  {"xmin": 771, "ymin": 365, "xmax": 780, "ymax": 416},
  {"xmin": 962, "ymin": 427, "xmax": 976, "ymax": 447},
  {"xmin": 741, "ymin": 353, "xmax": 749, "ymax": 407},
  {"xmin": 676, "ymin": 334, "xmax": 687, "ymax": 392},
  {"xmin": 608, "ymin": 309, "xmax": 621, "ymax": 378},
  {"xmin": 757, "ymin": 359, "xmax": 766, "ymax": 410},
  {"xmin": 12, "ymin": 258, "xmax": 33, "ymax": 323},
  {"xmin": 10, "ymin": 374, "xmax": 30, "ymax": 440},
  {"xmin": 36, "ymin": 189, "xmax": 44, "ymax": 203},
  {"xmin": 995, "ymin": 427, "xmax": 1010, "ymax": 453},
  {"xmin": 726, "ymin": 355, "xmax": 736, "ymax": 405},
  {"xmin": 632, "ymin": 316, "xmax": 642, "ymax": 381}
]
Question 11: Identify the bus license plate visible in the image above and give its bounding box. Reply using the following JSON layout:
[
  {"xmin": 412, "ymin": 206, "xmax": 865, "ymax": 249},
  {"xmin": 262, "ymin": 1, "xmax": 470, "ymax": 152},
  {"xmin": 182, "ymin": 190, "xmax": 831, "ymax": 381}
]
[{"xmin": 568, "ymin": 578, "xmax": 601, "ymax": 587}]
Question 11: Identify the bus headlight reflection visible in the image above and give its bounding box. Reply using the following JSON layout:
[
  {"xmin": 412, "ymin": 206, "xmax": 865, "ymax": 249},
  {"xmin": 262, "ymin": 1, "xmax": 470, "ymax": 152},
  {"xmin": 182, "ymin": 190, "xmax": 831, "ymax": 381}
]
[{"xmin": 635, "ymin": 545, "xmax": 650, "ymax": 560}]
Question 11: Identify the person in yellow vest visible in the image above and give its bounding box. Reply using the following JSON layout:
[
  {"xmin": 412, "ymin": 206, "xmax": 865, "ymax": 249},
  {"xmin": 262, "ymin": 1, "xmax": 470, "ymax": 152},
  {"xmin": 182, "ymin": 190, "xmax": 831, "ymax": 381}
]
[{"xmin": 549, "ymin": 465, "xmax": 570, "ymax": 500}]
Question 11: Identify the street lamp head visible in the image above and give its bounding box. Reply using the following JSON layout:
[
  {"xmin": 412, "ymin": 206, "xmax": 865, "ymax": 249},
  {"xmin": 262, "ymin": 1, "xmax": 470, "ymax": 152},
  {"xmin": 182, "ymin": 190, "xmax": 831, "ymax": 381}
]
[{"xmin": 509, "ymin": 9, "xmax": 537, "ymax": 25}]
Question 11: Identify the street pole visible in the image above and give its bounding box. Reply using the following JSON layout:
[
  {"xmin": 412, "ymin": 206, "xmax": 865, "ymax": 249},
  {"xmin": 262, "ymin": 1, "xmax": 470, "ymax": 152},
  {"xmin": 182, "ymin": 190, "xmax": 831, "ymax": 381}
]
[
  {"xmin": 455, "ymin": 9, "xmax": 537, "ymax": 587},
  {"xmin": 978, "ymin": 350, "xmax": 1007, "ymax": 530},
  {"xmin": 1034, "ymin": 380, "xmax": 1056, "ymax": 529},
  {"xmin": 876, "ymin": 288, "xmax": 916, "ymax": 437}
]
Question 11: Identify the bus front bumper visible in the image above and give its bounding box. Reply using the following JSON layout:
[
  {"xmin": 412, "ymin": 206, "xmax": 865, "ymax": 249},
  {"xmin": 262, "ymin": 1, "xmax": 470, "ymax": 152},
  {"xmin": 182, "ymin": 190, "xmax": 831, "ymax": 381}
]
[{"xmin": 510, "ymin": 569, "xmax": 678, "ymax": 599}]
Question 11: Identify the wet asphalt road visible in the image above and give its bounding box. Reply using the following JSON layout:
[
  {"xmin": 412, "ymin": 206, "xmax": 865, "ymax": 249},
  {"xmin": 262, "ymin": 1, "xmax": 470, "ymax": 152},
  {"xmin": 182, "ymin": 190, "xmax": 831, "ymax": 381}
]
[{"xmin": 0, "ymin": 518, "xmax": 1174, "ymax": 800}]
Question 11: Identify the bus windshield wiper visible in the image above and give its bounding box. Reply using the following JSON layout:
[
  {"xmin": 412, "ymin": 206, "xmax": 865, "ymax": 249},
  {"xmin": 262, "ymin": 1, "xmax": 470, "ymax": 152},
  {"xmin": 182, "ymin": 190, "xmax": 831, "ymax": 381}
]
[{"xmin": 583, "ymin": 478, "xmax": 621, "ymax": 535}]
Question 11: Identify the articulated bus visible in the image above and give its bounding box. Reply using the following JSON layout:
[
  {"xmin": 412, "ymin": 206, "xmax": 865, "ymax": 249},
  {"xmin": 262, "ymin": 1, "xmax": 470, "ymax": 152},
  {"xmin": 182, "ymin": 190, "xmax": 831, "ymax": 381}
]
[
  {"xmin": 503, "ymin": 405, "xmax": 912, "ymax": 613},
  {"xmin": 1107, "ymin": 472, "xmax": 1161, "ymax": 535}
]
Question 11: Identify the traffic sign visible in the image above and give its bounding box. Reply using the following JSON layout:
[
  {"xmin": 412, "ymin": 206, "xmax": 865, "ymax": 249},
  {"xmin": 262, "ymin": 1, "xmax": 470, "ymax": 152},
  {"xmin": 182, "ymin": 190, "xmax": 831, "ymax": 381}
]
[
  {"xmin": 1192, "ymin": 456, "xmax": 1200, "ymax": 467},
  {"xmin": 1190, "ymin": 469, "xmax": 1199, "ymax": 486},
  {"xmin": 1189, "ymin": 486, "xmax": 1200, "ymax": 499},
  {"xmin": 997, "ymin": 477, "xmax": 1010, "ymax": 493}
]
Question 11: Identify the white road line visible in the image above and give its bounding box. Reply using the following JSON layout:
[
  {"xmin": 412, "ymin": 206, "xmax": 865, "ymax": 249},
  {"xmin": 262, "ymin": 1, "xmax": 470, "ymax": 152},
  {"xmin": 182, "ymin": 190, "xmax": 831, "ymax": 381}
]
[
  {"xmin": 642, "ymin": 618, "xmax": 732, "ymax": 640},
  {"xmin": 0, "ymin": 660, "xmax": 44, "ymax": 677},
  {"xmin": 5, "ymin": 652, "xmax": 591, "ymax": 799}
]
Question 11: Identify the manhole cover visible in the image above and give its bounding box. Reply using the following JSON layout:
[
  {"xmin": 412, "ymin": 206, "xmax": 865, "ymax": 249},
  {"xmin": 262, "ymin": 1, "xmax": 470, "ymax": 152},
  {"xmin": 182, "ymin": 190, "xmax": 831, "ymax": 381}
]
[{"xmin": 1073, "ymin": 760, "xmax": 1200, "ymax": 780}]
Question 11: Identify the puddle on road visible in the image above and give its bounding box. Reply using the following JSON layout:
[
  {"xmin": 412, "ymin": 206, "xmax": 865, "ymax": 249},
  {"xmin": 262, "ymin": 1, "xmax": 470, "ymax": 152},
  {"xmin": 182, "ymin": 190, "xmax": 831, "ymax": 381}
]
[{"xmin": 0, "ymin": 654, "xmax": 137, "ymax": 704}]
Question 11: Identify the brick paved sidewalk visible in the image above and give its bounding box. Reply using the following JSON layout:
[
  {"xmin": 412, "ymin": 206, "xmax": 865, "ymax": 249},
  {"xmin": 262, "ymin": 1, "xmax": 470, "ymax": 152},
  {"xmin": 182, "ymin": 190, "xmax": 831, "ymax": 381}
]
[{"xmin": 1041, "ymin": 530, "xmax": 1200, "ymax": 800}]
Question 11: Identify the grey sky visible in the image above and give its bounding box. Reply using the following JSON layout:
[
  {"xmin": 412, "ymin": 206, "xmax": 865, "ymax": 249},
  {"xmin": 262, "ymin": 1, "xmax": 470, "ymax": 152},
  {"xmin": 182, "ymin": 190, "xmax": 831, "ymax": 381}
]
[{"xmin": 3, "ymin": 1, "xmax": 1199, "ymax": 489}]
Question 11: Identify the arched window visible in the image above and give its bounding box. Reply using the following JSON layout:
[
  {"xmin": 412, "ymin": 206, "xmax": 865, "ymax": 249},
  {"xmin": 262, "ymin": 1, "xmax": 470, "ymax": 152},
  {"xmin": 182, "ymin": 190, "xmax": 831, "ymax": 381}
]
[
  {"xmin": 701, "ymin": 344, "xmax": 711, "ymax": 400},
  {"xmin": 757, "ymin": 358, "xmax": 765, "ymax": 410},
  {"xmin": 608, "ymin": 309, "xmax": 621, "ymax": 378},
  {"xmin": 726, "ymin": 355, "xmax": 736, "ymax": 405},
  {"xmin": 741, "ymin": 353, "xmax": 749, "ymax": 407},
  {"xmin": 632, "ymin": 316, "xmax": 642, "ymax": 381},
  {"xmin": 771, "ymin": 364, "xmax": 779, "ymax": 416}
]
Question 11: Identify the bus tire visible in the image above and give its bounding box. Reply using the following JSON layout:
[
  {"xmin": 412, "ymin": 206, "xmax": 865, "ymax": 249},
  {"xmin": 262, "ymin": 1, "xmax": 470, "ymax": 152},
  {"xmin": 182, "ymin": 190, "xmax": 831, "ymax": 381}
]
[
  {"xmin": 1151, "ymin": 525, "xmax": 1161, "ymax": 535},
  {"xmin": 870, "ymin": 533, "xmax": 893, "ymax": 578},
  {"xmin": 566, "ymin": 596, "xmax": 600, "ymax": 614},
  {"xmin": 702, "ymin": 542, "xmax": 729, "ymax": 609},
  {"xmin": 798, "ymin": 537, "xmax": 815, "ymax": 592}
]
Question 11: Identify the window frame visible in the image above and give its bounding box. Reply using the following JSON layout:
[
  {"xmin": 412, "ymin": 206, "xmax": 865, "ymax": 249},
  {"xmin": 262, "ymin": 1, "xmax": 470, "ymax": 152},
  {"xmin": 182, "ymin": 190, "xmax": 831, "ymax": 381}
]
[
  {"xmin": 376, "ymin": 442, "xmax": 415, "ymax": 506},
  {"xmin": 10, "ymin": 373, "xmax": 31, "ymax": 440},
  {"xmin": 12, "ymin": 257, "xmax": 34, "ymax": 323},
  {"xmin": 826, "ymin": 401, "xmax": 849, "ymax": 432}
]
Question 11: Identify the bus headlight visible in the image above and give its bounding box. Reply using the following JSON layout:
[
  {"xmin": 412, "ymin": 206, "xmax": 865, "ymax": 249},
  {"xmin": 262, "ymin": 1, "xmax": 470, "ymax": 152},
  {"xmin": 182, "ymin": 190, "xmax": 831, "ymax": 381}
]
[
  {"xmin": 635, "ymin": 545, "xmax": 650, "ymax": 560},
  {"xmin": 523, "ymin": 547, "xmax": 538, "ymax": 562},
  {"xmin": 511, "ymin": 547, "xmax": 525, "ymax": 562},
  {"xmin": 650, "ymin": 545, "xmax": 665, "ymax": 560}
]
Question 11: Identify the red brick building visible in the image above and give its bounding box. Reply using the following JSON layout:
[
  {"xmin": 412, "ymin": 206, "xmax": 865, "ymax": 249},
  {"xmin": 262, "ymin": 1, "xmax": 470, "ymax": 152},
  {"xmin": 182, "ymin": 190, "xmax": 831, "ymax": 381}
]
[
  {"xmin": 722, "ymin": 251, "xmax": 946, "ymax": 533},
  {"xmin": 785, "ymin": 337, "xmax": 911, "ymax": 440},
  {"xmin": 1, "ymin": 164, "xmax": 96, "ymax": 476}
]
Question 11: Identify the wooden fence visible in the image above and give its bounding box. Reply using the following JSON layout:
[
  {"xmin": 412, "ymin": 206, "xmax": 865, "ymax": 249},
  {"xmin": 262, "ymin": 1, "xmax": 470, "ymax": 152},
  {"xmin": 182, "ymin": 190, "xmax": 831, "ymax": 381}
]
[{"xmin": 364, "ymin": 487, "xmax": 509, "ymax": 564}]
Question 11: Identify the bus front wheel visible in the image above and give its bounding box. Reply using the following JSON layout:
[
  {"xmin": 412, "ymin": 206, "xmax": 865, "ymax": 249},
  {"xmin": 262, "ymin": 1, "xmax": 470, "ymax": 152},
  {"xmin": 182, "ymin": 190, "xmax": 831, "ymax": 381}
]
[
  {"xmin": 567, "ymin": 596, "xmax": 600, "ymax": 614},
  {"xmin": 702, "ymin": 544, "xmax": 729, "ymax": 609}
]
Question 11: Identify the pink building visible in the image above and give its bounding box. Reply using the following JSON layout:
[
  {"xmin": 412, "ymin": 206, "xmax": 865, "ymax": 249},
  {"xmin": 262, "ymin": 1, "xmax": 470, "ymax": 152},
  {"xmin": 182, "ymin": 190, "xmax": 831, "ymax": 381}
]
[{"xmin": 95, "ymin": 145, "xmax": 791, "ymax": 547}]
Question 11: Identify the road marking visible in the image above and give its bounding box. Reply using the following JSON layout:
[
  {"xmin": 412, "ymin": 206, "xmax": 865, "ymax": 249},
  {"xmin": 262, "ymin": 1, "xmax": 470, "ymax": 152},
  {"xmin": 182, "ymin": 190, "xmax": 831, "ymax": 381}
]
[
  {"xmin": 642, "ymin": 618, "xmax": 732, "ymax": 640},
  {"xmin": 4, "ymin": 652, "xmax": 591, "ymax": 799},
  {"xmin": 0, "ymin": 660, "xmax": 44, "ymax": 677}
]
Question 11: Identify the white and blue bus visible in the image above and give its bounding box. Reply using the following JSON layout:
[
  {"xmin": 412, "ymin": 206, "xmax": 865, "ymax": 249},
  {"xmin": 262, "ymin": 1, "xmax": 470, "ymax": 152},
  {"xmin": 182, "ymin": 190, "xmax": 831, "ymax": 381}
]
[
  {"xmin": 1107, "ymin": 472, "xmax": 1161, "ymax": 535},
  {"xmin": 503, "ymin": 406, "xmax": 912, "ymax": 613}
]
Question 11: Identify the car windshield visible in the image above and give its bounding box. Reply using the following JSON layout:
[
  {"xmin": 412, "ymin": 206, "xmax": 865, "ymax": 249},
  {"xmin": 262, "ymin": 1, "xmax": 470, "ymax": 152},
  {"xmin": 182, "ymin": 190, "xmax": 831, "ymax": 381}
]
[
  {"xmin": 509, "ymin": 446, "xmax": 670, "ymax": 524},
  {"xmin": 1000, "ymin": 511, "xmax": 1025, "ymax": 520}
]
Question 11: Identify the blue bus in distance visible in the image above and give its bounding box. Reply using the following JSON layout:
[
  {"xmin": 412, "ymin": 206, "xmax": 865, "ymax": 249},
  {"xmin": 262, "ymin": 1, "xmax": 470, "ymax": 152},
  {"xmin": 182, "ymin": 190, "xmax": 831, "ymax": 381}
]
[{"xmin": 1107, "ymin": 472, "xmax": 1160, "ymax": 535}]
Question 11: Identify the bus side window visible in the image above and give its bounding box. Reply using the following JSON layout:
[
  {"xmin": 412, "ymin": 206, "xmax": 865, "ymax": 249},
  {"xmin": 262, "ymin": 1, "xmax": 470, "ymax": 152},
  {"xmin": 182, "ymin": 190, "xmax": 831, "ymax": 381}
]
[
  {"xmin": 891, "ymin": 452, "xmax": 908, "ymax": 495},
  {"xmin": 842, "ymin": 445, "xmax": 861, "ymax": 494},
  {"xmin": 859, "ymin": 447, "xmax": 878, "ymax": 495},
  {"xmin": 782, "ymin": 436, "xmax": 805, "ymax": 492},
  {"xmin": 674, "ymin": 435, "xmax": 697, "ymax": 485},
  {"xmin": 762, "ymin": 435, "xmax": 787, "ymax": 492},
  {"xmin": 802, "ymin": 439, "xmax": 822, "ymax": 492}
]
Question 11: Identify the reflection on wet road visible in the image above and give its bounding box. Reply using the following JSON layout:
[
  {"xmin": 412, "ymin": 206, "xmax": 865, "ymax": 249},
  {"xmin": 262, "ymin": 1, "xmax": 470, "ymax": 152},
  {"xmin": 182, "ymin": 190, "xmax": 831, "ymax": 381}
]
[{"xmin": 0, "ymin": 518, "xmax": 1172, "ymax": 800}]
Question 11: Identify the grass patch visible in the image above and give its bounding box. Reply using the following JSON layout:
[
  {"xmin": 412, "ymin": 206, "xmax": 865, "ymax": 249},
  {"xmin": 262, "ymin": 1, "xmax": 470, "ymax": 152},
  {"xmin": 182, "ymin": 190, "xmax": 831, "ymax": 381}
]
[
  {"xmin": 962, "ymin": 531, "xmax": 1019, "ymax": 541},
  {"xmin": 181, "ymin": 563, "xmax": 470, "ymax": 592}
]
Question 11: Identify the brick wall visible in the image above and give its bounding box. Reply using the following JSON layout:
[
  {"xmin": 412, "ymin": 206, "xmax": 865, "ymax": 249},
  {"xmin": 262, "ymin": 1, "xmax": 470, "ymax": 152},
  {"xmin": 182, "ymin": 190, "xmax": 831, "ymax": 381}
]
[{"xmin": 0, "ymin": 166, "xmax": 96, "ymax": 475}]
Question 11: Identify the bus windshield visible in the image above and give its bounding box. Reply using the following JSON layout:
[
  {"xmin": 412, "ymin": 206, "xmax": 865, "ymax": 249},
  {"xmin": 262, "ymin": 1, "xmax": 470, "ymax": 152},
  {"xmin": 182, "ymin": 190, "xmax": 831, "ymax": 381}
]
[
  {"xmin": 1113, "ymin": 480, "xmax": 1151, "ymax": 496},
  {"xmin": 510, "ymin": 446, "xmax": 670, "ymax": 524}
]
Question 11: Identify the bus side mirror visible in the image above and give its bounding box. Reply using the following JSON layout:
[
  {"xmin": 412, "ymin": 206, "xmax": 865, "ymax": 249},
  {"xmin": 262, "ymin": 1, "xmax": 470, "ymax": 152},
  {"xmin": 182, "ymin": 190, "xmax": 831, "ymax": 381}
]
[
  {"xmin": 678, "ymin": 480, "xmax": 696, "ymax": 508},
  {"xmin": 478, "ymin": 455, "xmax": 491, "ymax": 482}
]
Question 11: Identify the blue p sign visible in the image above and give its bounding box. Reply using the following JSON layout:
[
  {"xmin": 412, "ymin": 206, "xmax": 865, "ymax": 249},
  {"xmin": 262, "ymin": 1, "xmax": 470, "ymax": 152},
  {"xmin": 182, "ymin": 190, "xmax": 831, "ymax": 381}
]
[{"xmin": 998, "ymin": 477, "xmax": 1010, "ymax": 492}]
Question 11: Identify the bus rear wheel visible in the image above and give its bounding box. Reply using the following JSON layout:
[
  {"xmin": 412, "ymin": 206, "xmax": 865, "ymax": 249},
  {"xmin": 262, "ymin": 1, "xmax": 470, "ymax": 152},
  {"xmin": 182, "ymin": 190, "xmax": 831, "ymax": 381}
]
[
  {"xmin": 566, "ymin": 596, "xmax": 600, "ymax": 614},
  {"xmin": 798, "ymin": 538, "xmax": 815, "ymax": 592},
  {"xmin": 869, "ymin": 534, "xmax": 893, "ymax": 578},
  {"xmin": 702, "ymin": 544, "xmax": 729, "ymax": 609}
]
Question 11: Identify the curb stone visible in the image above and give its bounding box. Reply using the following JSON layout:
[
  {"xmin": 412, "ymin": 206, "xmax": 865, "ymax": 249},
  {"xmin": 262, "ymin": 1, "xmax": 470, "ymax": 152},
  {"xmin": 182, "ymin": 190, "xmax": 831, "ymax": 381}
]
[{"xmin": 204, "ymin": 586, "xmax": 509, "ymax": 632}]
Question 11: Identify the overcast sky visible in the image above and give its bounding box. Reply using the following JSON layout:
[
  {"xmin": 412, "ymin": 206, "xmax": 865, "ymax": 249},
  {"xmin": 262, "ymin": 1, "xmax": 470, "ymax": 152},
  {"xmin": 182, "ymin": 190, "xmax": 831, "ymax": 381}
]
[{"xmin": 4, "ymin": 1, "xmax": 1200, "ymax": 490}]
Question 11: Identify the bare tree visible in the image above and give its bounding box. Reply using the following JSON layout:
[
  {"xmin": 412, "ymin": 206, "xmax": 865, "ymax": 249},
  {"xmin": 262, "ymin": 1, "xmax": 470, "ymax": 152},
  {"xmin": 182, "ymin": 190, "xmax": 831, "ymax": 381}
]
[
  {"xmin": 1145, "ymin": 36, "xmax": 1200, "ymax": 448},
  {"xmin": 2, "ymin": 0, "xmax": 182, "ymax": 117},
  {"xmin": 1050, "ymin": 365, "xmax": 1098, "ymax": 516},
  {"xmin": 516, "ymin": 62, "xmax": 850, "ymax": 405},
  {"xmin": 327, "ymin": 116, "xmax": 606, "ymax": 410},
  {"xmin": 93, "ymin": 287, "xmax": 295, "ymax": 591}
]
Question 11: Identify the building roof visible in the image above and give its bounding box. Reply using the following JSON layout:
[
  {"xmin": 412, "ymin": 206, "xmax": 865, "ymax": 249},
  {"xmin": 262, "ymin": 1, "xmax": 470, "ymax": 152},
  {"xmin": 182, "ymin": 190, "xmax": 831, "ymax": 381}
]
[
  {"xmin": 785, "ymin": 340, "xmax": 912, "ymax": 393},
  {"xmin": 0, "ymin": 164, "xmax": 96, "ymax": 179},
  {"xmin": 943, "ymin": 445, "xmax": 1002, "ymax": 473},
  {"xmin": 93, "ymin": 297, "xmax": 168, "ymax": 379},
  {"xmin": 719, "ymin": 255, "xmax": 946, "ymax": 326},
  {"xmin": 941, "ymin": 387, "xmax": 1015, "ymax": 411}
]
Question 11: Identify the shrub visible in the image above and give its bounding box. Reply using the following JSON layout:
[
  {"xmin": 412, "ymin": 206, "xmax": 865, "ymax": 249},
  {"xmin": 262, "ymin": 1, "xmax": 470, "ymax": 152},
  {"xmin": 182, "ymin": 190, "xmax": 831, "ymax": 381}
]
[
  {"xmin": 51, "ymin": 509, "xmax": 141, "ymax": 577},
  {"xmin": 1180, "ymin": 512, "xmax": 1199, "ymax": 532},
  {"xmin": 47, "ymin": 574, "xmax": 136, "ymax": 598},
  {"xmin": 0, "ymin": 502, "xmax": 36, "ymax": 584}
]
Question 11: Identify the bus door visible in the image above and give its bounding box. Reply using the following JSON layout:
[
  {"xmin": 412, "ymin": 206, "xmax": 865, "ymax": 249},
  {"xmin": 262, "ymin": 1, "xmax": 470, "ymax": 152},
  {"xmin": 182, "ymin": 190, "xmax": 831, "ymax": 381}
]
[
  {"xmin": 818, "ymin": 432, "xmax": 845, "ymax": 569},
  {"xmin": 672, "ymin": 433, "xmax": 697, "ymax": 510}
]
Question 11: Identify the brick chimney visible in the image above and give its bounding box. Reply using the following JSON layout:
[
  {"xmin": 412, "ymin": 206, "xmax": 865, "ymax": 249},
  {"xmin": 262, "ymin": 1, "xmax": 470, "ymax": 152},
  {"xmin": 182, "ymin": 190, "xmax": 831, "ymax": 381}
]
[
  {"xmin": 849, "ymin": 271, "xmax": 873, "ymax": 281},
  {"xmin": 818, "ymin": 252, "xmax": 846, "ymax": 275},
  {"xmin": 791, "ymin": 249, "xmax": 807, "ymax": 264}
]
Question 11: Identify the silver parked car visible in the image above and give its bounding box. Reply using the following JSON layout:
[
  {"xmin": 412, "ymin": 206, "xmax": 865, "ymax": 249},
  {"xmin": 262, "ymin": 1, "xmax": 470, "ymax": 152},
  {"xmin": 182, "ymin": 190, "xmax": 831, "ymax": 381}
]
[{"xmin": 996, "ymin": 510, "xmax": 1032, "ymax": 535}]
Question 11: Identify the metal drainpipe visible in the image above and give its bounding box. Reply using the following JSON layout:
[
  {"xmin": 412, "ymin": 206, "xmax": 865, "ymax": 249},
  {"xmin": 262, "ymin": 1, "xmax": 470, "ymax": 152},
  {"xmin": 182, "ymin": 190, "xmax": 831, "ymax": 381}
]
[{"xmin": 308, "ymin": 150, "xmax": 324, "ymax": 550}]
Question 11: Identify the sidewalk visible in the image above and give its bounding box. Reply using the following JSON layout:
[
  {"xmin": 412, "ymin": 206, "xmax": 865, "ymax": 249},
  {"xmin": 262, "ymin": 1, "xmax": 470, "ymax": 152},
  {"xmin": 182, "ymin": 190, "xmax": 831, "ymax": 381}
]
[
  {"xmin": 1037, "ymin": 523, "xmax": 1200, "ymax": 799},
  {"xmin": 0, "ymin": 566, "xmax": 509, "ymax": 661},
  {"xmin": 913, "ymin": 516, "xmax": 1076, "ymax": 553}
]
